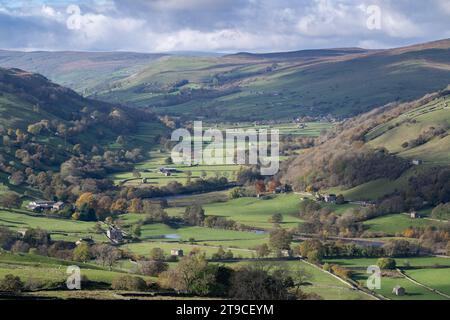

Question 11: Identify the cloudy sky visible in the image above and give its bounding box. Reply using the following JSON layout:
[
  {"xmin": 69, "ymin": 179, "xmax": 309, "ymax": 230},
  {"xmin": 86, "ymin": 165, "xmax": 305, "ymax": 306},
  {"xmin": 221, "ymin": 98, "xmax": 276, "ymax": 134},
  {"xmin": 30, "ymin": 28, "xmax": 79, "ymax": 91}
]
[{"xmin": 0, "ymin": 0, "xmax": 449, "ymax": 53}]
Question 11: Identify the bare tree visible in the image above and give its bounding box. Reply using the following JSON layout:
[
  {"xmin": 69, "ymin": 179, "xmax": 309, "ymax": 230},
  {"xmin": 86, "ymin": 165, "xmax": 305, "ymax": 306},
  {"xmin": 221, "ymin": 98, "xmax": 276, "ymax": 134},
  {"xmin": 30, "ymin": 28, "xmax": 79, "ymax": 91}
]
[{"xmin": 91, "ymin": 244, "xmax": 121, "ymax": 270}]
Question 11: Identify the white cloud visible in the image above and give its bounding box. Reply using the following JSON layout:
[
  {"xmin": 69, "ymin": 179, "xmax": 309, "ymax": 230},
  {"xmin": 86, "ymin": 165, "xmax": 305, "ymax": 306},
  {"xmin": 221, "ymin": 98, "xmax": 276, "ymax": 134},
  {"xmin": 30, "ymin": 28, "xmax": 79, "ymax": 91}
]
[
  {"xmin": 436, "ymin": 0, "xmax": 450, "ymax": 15},
  {"xmin": 68, "ymin": 13, "xmax": 147, "ymax": 48},
  {"xmin": 41, "ymin": 5, "xmax": 56, "ymax": 17},
  {"xmin": 379, "ymin": 5, "xmax": 423, "ymax": 38},
  {"xmin": 296, "ymin": 0, "xmax": 371, "ymax": 37},
  {"xmin": 295, "ymin": 0, "xmax": 423, "ymax": 39},
  {"xmin": 0, "ymin": 0, "xmax": 448, "ymax": 52}
]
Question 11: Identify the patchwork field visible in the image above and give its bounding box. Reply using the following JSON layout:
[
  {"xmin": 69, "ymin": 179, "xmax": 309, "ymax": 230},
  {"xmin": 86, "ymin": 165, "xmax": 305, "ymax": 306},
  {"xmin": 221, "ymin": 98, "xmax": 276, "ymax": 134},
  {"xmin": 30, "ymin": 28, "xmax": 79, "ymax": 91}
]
[
  {"xmin": 0, "ymin": 251, "xmax": 152, "ymax": 286},
  {"xmin": 368, "ymin": 95, "xmax": 450, "ymax": 165},
  {"xmin": 0, "ymin": 209, "xmax": 102, "ymax": 242},
  {"xmin": 90, "ymin": 44, "xmax": 450, "ymax": 121},
  {"xmin": 112, "ymin": 120, "xmax": 331, "ymax": 188},
  {"xmin": 326, "ymin": 257, "xmax": 450, "ymax": 300},
  {"xmin": 363, "ymin": 214, "xmax": 444, "ymax": 235},
  {"xmin": 222, "ymin": 260, "xmax": 373, "ymax": 300}
]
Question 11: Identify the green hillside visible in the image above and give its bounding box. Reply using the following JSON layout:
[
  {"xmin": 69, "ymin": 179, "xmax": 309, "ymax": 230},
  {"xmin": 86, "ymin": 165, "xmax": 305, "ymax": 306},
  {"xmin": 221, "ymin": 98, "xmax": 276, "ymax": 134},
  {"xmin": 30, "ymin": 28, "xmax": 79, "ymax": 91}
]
[
  {"xmin": 2, "ymin": 40, "xmax": 449, "ymax": 121},
  {"xmin": 283, "ymin": 85, "xmax": 450, "ymax": 202},
  {"xmin": 367, "ymin": 93, "xmax": 450, "ymax": 165},
  {"xmin": 92, "ymin": 39, "xmax": 450, "ymax": 121},
  {"xmin": 0, "ymin": 51, "xmax": 166, "ymax": 95},
  {"xmin": 0, "ymin": 67, "xmax": 165, "ymax": 189}
]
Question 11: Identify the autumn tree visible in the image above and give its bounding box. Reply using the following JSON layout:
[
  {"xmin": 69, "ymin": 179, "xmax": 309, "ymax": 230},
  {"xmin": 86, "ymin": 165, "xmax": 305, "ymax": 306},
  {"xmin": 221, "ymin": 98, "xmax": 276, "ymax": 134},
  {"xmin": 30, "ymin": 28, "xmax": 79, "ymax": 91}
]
[
  {"xmin": 0, "ymin": 192, "xmax": 22, "ymax": 209},
  {"xmin": 377, "ymin": 258, "xmax": 397, "ymax": 270},
  {"xmin": 269, "ymin": 213, "xmax": 283, "ymax": 224},
  {"xmin": 75, "ymin": 193, "xmax": 97, "ymax": 221},
  {"xmin": 268, "ymin": 180, "xmax": 281, "ymax": 193},
  {"xmin": 158, "ymin": 253, "xmax": 220, "ymax": 296},
  {"xmin": 132, "ymin": 170, "xmax": 141, "ymax": 179},
  {"xmin": 111, "ymin": 198, "xmax": 128, "ymax": 215},
  {"xmin": 76, "ymin": 193, "xmax": 95, "ymax": 209},
  {"xmin": 73, "ymin": 243, "xmax": 91, "ymax": 263},
  {"xmin": 183, "ymin": 204, "xmax": 205, "ymax": 226},
  {"xmin": 298, "ymin": 239, "xmax": 324, "ymax": 258},
  {"xmin": 269, "ymin": 228, "xmax": 292, "ymax": 251},
  {"xmin": 229, "ymin": 263, "xmax": 290, "ymax": 300},
  {"xmin": 138, "ymin": 260, "xmax": 169, "ymax": 277},
  {"xmin": 9, "ymin": 172, "xmax": 25, "ymax": 186},
  {"xmin": 143, "ymin": 202, "xmax": 169, "ymax": 223},
  {"xmin": 255, "ymin": 243, "xmax": 271, "ymax": 258},
  {"xmin": 131, "ymin": 224, "xmax": 142, "ymax": 238},
  {"xmin": 0, "ymin": 274, "xmax": 24, "ymax": 293},
  {"xmin": 91, "ymin": 244, "xmax": 121, "ymax": 270},
  {"xmin": 96, "ymin": 195, "xmax": 113, "ymax": 220},
  {"xmin": 431, "ymin": 203, "xmax": 450, "ymax": 221},
  {"xmin": 128, "ymin": 198, "xmax": 143, "ymax": 213},
  {"xmin": 149, "ymin": 248, "xmax": 166, "ymax": 261},
  {"xmin": 255, "ymin": 180, "xmax": 266, "ymax": 195}
]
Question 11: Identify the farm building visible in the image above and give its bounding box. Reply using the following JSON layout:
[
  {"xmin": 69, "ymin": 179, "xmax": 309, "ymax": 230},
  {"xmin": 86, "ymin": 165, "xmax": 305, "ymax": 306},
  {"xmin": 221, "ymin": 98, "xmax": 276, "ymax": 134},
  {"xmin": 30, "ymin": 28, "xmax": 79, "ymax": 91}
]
[
  {"xmin": 323, "ymin": 194, "xmax": 337, "ymax": 204},
  {"xmin": 411, "ymin": 159, "xmax": 423, "ymax": 166},
  {"xmin": 273, "ymin": 184, "xmax": 291, "ymax": 194},
  {"xmin": 27, "ymin": 201, "xmax": 56, "ymax": 212},
  {"xmin": 410, "ymin": 211, "xmax": 421, "ymax": 219},
  {"xmin": 27, "ymin": 200, "xmax": 66, "ymax": 212},
  {"xmin": 280, "ymin": 250, "xmax": 292, "ymax": 258},
  {"xmin": 52, "ymin": 202, "xmax": 65, "ymax": 211},
  {"xmin": 314, "ymin": 193, "xmax": 324, "ymax": 202},
  {"xmin": 171, "ymin": 249, "xmax": 184, "ymax": 257},
  {"xmin": 76, "ymin": 237, "xmax": 95, "ymax": 246},
  {"xmin": 392, "ymin": 285, "xmax": 406, "ymax": 296},
  {"xmin": 159, "ymin": 167, "xmax": 181, "ymax": 176},
  {"xmin": 107, "ymin": 226, "xmax": 124, "ymax": 244}
]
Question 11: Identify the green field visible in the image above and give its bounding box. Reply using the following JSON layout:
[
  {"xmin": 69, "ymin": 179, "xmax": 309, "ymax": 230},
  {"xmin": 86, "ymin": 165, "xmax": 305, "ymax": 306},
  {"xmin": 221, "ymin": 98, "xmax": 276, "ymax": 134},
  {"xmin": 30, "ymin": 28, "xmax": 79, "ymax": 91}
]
[
  {"xmin": 325, "ymin": 257, "xmax": 450, "ymax": 268},
  {"xmin": 0, "ymin": 251, "xmax": 152, "ymax": 286},
  {"xmin": 0, "ymin": 209, "xmax": 102, "ymax": 242},
  {"xmin": 325, "ymin": 256, "xmax": 450, "ymax": 300},
  {"xmin": 200, "ymin": 194, "xmax": 302, "ymax": 229},
  {"xmin": 112, "ymin": 119, "xmax": 329, "ymax": 188},
  {"xmin": 363, "ymin": 214, "xmax": 443, "ymax": 235},
  {"xmin": 368, "ymin": 95, "xmax": 450, "ymax": 165},
  {"xmin": 122, "ymin": 242, "xmax": 256, "ymax": 259},
  {"xmin": 326, "ymin": 166, "xmax": 430, "ymax": 201},
  {"xmin": 222, "ymin": 260, "xmax": 373, "ymax": 300},
  {"xmin": 212, "ymin": 122, "xmax": 333, "ymax": 137},
  {"xmin": 404, "ymin": 268, "xmax": 450, "ymax": 295},
  {"xmin": 0, "ymin": 251, "xmax": 374, "ymax": 300},
  {"xmin": 353, "ymin": 271, "xmax": 446, "ymax": 300}
]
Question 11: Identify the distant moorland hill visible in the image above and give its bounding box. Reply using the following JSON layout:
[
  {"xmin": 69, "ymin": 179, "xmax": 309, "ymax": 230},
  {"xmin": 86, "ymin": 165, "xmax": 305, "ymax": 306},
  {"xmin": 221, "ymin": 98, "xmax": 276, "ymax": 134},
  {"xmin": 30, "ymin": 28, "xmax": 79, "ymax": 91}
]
[{"xmin": 1, "ymin": 39, "xmax": 449, "ymax": 121}]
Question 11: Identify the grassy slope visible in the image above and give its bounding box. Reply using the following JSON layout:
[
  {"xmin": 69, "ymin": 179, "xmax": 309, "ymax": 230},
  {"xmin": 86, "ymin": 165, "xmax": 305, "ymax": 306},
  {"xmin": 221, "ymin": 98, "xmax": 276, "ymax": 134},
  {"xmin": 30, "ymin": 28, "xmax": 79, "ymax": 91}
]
[
  {"xmin": 323, "ymin": 92, "xmax": 450, "ymax": 202},
  {"xmin": 0, "ymin": 251, "xmax": 371, "ymax": 300},
  {"xmin": 368, "ymin": 95, "xmax": 450, "ymax": 165},
  {"xmin": 0, "ymin": 67, "xmax": 167, "ymax": 188},
  {"xmin": 224, "ymin": 260, "xmax": 372, "ymax": 300},
  {"xmin": 0, "ymin": 209, "xmax": 102, "ymax": 242},
  {"xmin": 0, "ymin": 51, "xmax": 166, "ymax": 94},
  {"xmin": 201, "ymin": 194, "xmax": 302, "ymax": 229},
  {"xmin": 0, "ymin": 251, "xmax": 152, "ymax": 285},
  {"xmin": 326, "ymin": 256, "xmax": 450, "ymax": 300},
  {"xmin": 93, "ymin": 40, "xmax": 450, "ymax": 120},
  {"xmin": 404, "ymin": 268, "xmax": 450, "ymax": 295},
  {"xmin": 363, "ymin": 214, "xmax": 443, "ymax": 235}
]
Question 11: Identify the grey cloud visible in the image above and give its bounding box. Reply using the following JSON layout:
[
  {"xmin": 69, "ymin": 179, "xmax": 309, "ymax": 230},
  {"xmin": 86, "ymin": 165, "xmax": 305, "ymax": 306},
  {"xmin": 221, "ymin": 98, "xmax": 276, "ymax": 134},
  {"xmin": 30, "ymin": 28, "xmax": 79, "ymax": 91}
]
[{"xmin": 0, "ymin": 0, "xmax": 448, "ymax": 52}]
